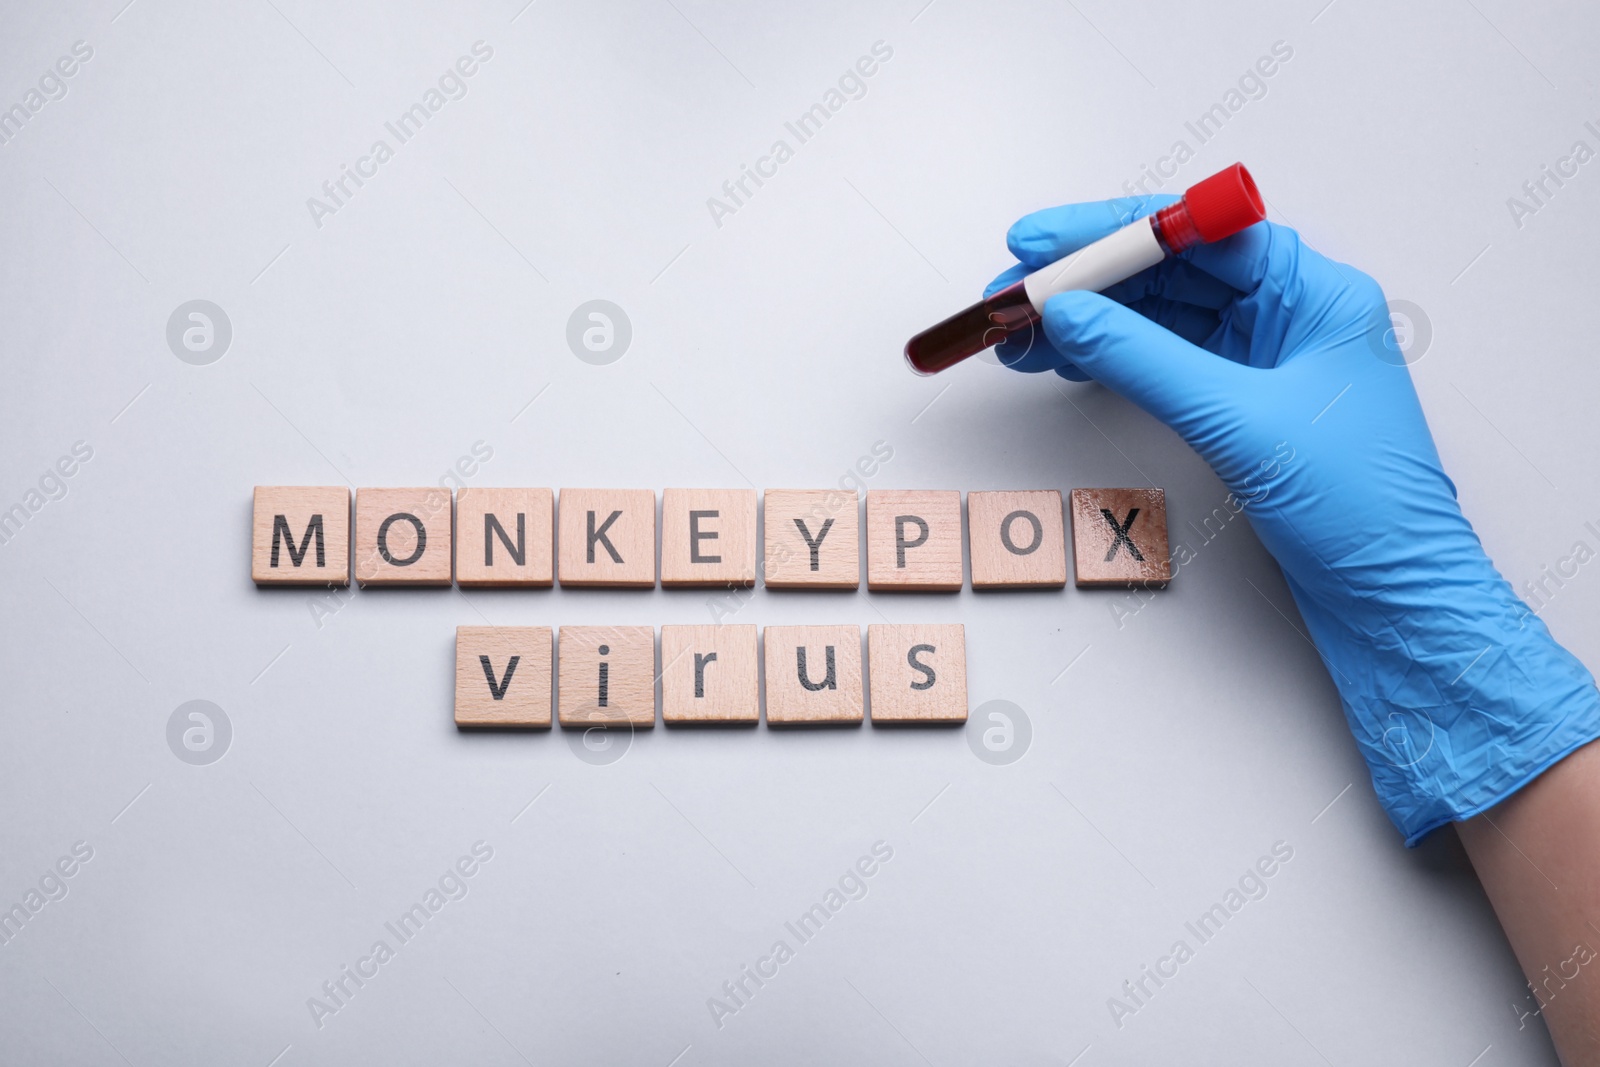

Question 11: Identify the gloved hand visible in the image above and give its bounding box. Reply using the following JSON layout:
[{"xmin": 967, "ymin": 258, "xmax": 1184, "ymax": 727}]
[{"xmin": 987, "ymin": 195, "xmax": 1600, "ymax": 845}]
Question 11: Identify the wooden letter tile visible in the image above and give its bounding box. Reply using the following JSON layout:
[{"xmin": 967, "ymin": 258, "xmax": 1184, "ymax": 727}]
[
  {"xmin": 660, "ymin": 489, "xmax": 757, "ymax": 588},
  {"xmin": 867, "ymin": 624, "xmax": 968, "ymax": 724},
  {"xmin": 557, "ymin": 489, "xmax": 657, "ymax": 588},
  {"xmin": 455, "ymin": 626, "xmax": 552, "ymax": 728},
  {"xmin": 558, "ymin": 626, "xmax": 656, "ymax": 727},
  {"xmin": 354, "ymin": 487, "xmax": 454, "ymax": 587},
  {"xmin": 1069, "ymin": 488, "xmax": 1171, "ymax": 588},
  {"xmin": 252, "ymin": 486, "xmax": 350, "ymax": 586},
  {"xmin": 762, "ymin": 489, "xmax": 860, "ymax": 590},
  {"xmin": 762, "ymin": 625, "xmax": 863, "ymax": 725},
  {"xmin": 968, "ymin": 490, "xmax": 1067, "ymax": 589},
  {"xmin": 660, "ymin": 624, "xmax": 758, "ymax": 724},
  {"xmin": 866, "ymin": 490, "xmax": 963, "ymax": 591},
  {"xmin": 456, "ymin": 488, "xmax": 553, "ymax": 588}
]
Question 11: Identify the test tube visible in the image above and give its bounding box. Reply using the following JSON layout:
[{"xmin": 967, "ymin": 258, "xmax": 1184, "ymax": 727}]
[{"xmin": 903, "ymin": 163, "xmax": 1266, "ymax": 375}]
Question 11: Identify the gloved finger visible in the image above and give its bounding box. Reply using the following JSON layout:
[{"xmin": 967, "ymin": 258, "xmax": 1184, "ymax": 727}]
[
  {"xmin": 983, "ymin": 264, "xmax": 1064, "ymax": 371},
  {"xmin": 994, "ymin": 332, "xmax": 1090, "ymax": 380},
  {"xmin": 1125, "ymin": 295, "xmax": 1223, "ymax": 350},
  {"xmin": 1047, "ymin": 296, "xmax": 1218, "ymax": 377},
  {"xmin": 993, "ymin": 320, "xmax": 1064, "ymax": 373},
  {"xmin": 989, "ymin": 258, "xmax": 1233, "ymax": 324},
  {"xmin": 1176, "ymin": 218, "xmax": 1284, "ymax": 292},
  {"xmin": 984, "ymin": 263, "xmax": 1030, "ymax": 299},
  {"xmin": 1185, "ymin": 221, "xmax": 1386, "ymax": 366},
  {"xmin": 1042, "ymin": 290, "xmax": 1242, "ymax": 435},
  {"xmin": 1181, "ymin": 218, "xmax": 1359, "ymax": 306},
  {"xmin": 1101, "ymin": 258, "xmax": 1239, "ymax": 311},
  {"xmin": 1006, "ymin": 195, "xmax": 1179, "ymax": 270},
  {"xmin": 988, "ymin": 275, "xmax": 1220, "ymax": 374},
  {"xmin": 1000, "ymin": 299, "xmax": 1214, "ymax": 379}
]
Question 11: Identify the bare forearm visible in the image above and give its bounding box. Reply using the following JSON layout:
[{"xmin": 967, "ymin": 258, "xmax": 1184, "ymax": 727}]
[{"xmin": 1458, "ymin": 740, "xmax": 1600, "ymax": 1063}]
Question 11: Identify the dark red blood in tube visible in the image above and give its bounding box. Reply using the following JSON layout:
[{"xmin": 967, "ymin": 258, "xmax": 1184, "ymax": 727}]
[{"xmin": 903, "ymin": 281, "xmax": 1038, "ymax": 375}]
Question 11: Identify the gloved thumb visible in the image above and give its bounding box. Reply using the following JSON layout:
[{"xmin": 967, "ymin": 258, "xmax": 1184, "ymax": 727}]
[{"xmin": 1041, "ymin": 290, "xmax": 1240, "ymax": 439}]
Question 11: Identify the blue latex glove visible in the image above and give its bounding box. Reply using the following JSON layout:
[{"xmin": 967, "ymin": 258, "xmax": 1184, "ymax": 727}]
[{"xmin": 988, "ymin": 195, "xmax": 1600, "ymax": 845}]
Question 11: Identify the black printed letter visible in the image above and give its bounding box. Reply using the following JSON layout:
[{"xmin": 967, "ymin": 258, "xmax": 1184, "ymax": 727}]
[
  {"xmin": 793, "ymin": 517, "xmax": 833, "ymax": 571},
  {"xmin": 689, "ymin": 510, "xmax": 721, "ymax": 564},
  {"xmin": 894, "ymin": 515, "xmax": 929, "ymax": 568},
  {"xmin": 1101, "ymin": 508, "xmax": 1144, "ymax": 562},
  {"xmin": 588, "ymin": 510, "xmax": 623, "ymax": 564},
  {"xmin": 485, "ymin": 513, "xmax": 525, "ymax": 567},
  {"xmin": 907, "ymin": 643, "xmax": 936, "ymax": 690},
  {"xmin": 999, "ymin": 510, "xmax": 1042, "ymax": 556},
  {"xmin": 797, "ymin": 646, "xmax": 837, "ymax": 691},
  {"xmin": 271, "ymin": 513, "xmax": 324, "ymax": 568},
  {"xmin": 377, "ymin": 513, "xmax": 426, "ymax": 566},
  {"xmin": 694, "ymin": 651, "xmax": 717, "ymax": 697},
  {"xmin": 479, "ymin": 655, "xmax": 520, "ymax": 700}
]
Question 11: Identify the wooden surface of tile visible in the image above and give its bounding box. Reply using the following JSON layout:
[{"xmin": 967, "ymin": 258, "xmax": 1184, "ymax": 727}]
[
  {"xmin": 967, "ymin": 490, "xmax": 1067, "ymax": 589},
  {"xmin": 762, "ymin": 625, "xmax": 863, "ymax": 725},
  {"xmin": 252, "ymin": 486, "xmax": 350, "ymax": 586},
  {"xmin": 762, "ymin": 489, "xmax": 860, "ymax": 589},
  {"xmin": 660, "ymin": 488, "xmax": 757, "ymax": 588},
  {"xmin": 455, "ymin": 626, "xmax": 552, "ymax": 728},
  {"xmin": 558, "ymin": 625, "xmax": 656, "ymax": 727},
  {"xmin": 1069, "ymin": 488, "xmax": 1171, "ymax": 588},
  {"xmin": 867, "ymin": 624, "xmax": 968, "ymax": 724},
  {"xmin": 354, "ymin": 487, "xmax": 454, "ymax": 587},
  {"xmin": 456, "ymin": 487, "xmax": 553, "ymax": 588},
  {"xmin": 660, "ymin": 624, "xmax": 759, "ymax": 724},
  {"xmin": 557, "ymin": 489, "xmax": 657, "ymax": 588},
  {"xmin": 866, "ymin": 490, "xmax": 963, "ymax": 591}
]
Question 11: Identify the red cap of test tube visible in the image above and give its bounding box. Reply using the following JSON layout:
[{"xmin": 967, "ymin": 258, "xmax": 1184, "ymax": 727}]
[{"xmin": 1155, "ymin": 163, "xmax": 1265, "ymax": 253}]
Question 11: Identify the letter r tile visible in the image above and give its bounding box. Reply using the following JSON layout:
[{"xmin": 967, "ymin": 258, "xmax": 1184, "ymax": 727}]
[
  {"xmin": 660, "ymin": 624, "xmax": 758, "ymax": 724},
  {"xmin": 557, "ymin": 489, "xmax": 656, "ymax": 588}
]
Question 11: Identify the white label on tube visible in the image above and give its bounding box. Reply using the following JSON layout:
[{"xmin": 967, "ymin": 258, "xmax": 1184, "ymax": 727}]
[{"xmin": 1021, "ymin": 216, "xmax": 1165, "ymax": 313}]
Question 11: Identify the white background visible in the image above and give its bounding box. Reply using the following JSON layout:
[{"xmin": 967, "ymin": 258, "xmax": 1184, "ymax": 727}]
[{"xmin": 1, "ymin": 0, "xmax": 1596, "ymax": 1063}]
